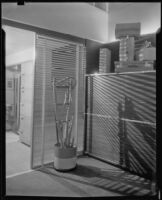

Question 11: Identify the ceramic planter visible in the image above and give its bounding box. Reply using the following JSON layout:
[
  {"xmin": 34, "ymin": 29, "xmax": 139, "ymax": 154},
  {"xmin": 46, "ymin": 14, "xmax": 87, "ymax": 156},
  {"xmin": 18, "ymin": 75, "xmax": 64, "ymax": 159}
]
[{"xmin": 54, "ymin": 144, "xmax": 77, "ymax": 171}]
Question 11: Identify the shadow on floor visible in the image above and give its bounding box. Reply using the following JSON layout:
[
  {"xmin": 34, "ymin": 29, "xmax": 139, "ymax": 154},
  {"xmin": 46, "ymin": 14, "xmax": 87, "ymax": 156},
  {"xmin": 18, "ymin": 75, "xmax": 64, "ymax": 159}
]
[
  {"xmin": 40, "ymin": 162, "xmax": 153, "ymax": 196},
  {"xmin": 117, "ymin": 97, "xmax": 156, "ymax": 180}
]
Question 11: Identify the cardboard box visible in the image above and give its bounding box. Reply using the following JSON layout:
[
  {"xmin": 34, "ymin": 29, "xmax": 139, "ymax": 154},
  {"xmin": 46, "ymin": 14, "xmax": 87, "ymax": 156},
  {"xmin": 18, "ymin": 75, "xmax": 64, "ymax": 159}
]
[
  {"xmin": 143, "ymin": 47, "xmax": 156, "ymax": 61},
  {"xmin": 119, "ymin": 37, "xmax": 135, "ymax": 62},
  {"xmin": 114, "ymin": 61, "xmax": 154, "ymax": 73},
  {"xmin": 136, "ymin": 47, "xmax": 156, "ymax": 61},
  {"xmin": 99, "ymin": 48, "xmax": 111, "ymax": 73},
  {"xmin": 115, "ymin": 22, "xmax": 141, "ymax": 39}
]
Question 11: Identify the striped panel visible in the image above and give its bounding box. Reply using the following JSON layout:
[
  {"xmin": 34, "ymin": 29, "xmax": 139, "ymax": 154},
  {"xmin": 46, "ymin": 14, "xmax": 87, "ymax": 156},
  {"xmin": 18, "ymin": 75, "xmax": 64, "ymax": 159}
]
[
  {"xmin": 51, "ymin": 43, "xmax": 76, "ymax": 121},
  {"xmin": 32, "ymin": 35, "xmax": 86, "ymax": 168},
  {"xmin": 86, "ymin": 71, "xmax": 156, "ymax": 179}
]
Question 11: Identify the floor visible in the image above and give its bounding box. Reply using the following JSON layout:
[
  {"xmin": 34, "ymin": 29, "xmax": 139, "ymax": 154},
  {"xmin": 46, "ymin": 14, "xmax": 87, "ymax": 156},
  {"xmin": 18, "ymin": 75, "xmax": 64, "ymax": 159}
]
[
  {"xmin": 6, "ymin": 131, "xmax": 30, "ymax": 177},
  {"xmin": 5, "ymin": 131, "xmax": 154, "ymax": 197},
  {"xmin": 6, "ymin": 156, "xmax": 153, "ymax": 197},
  {"xmin": 6, "ymin": 131, "xmax": 19, "ymax": 144}
]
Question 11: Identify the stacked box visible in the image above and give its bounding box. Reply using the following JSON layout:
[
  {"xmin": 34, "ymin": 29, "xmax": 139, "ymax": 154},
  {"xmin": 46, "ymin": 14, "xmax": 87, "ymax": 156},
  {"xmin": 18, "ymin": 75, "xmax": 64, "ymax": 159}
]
[
  {"xmin": 137, "ymin": 47, "xmax": 156, "ymax": 61},
  {"xmin": 114, "ymin": 61, "xmax": 154, "ymax": 73},
  {"xmin": 115, "ymin": 23, "xmax": 141, "ymax": 38},
  {"xmin": 119, "ymin": 38, "xmax": 127, "ymax": 61},
  {"xmin": 99, "ymin": 48, "xmax": 111, "ymax": 73},
  {"xmin": 119, "ymin": 37, "xmax": 135, "ymax": 62}
]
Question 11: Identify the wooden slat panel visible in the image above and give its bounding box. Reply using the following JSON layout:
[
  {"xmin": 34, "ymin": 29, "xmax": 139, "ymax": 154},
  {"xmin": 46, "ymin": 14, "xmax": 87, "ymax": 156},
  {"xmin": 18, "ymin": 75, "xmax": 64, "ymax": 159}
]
[
  {"xmin": 86, "ymin": 71, "xmax": 156, "ymax": 179},
  {"xmin": 32, "ymin": 35, "xmax": 86, "ymax": 168}
]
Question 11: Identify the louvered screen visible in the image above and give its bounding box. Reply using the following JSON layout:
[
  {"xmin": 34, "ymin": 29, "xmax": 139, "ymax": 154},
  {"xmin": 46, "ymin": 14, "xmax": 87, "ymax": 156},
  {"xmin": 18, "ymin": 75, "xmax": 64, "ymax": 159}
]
[
  {"xmin": 86, "ymin": 71, "xmax": 156, "ymax": 179},
  {"xmin": 32, "ymin": 35, "xmax": 86, "ymax": 168},
  {"xmin": 51, "ymin": 43, "xmax": 76, "ymax": 121}
]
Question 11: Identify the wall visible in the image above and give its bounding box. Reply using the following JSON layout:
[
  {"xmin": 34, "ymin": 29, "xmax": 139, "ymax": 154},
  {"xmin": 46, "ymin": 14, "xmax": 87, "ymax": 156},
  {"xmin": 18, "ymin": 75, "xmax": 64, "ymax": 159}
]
[
  {"xmin": 2, "ymin": 3, "xmax": 108, "ymax": 43},
  {"xmin": 108, "ymin": 3, "xmax": 161, "ymax": 42},
  {"xmin": 86, "ymin": 40, "xmax": 102, "ymax": 74},
  {"xmin": 6, "ymin": 48, "xmax": 35, "ymax": 66}
]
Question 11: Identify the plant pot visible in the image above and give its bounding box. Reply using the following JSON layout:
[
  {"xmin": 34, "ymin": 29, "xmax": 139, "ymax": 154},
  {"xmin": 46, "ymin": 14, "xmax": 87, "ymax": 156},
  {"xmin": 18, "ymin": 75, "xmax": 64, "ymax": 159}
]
[{"xmin": 54, "ymin": 144, "xmax": 77, "ymax": 171}]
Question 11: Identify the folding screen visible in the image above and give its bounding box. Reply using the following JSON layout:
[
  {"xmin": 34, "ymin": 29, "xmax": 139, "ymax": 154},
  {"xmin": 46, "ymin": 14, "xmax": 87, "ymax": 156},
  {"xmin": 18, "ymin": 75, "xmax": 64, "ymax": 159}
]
[
  {"xmin": 31, "ymin": 35, "xmax": 85, "ymax": 168},
  {"xmin": 85, "ymin": 71, "xmax": 156, "ymax": 179}
]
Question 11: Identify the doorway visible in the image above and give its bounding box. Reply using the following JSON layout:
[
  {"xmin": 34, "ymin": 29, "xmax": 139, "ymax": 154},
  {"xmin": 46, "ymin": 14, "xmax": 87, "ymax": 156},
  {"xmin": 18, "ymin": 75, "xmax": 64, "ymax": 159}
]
[
  {"xmin": 4, "ymin": 25, "xmax": 86, "ymax": 175},
  {"xmin": 4, "ymin": 25, "xmax": 35, "ymax": 177}
]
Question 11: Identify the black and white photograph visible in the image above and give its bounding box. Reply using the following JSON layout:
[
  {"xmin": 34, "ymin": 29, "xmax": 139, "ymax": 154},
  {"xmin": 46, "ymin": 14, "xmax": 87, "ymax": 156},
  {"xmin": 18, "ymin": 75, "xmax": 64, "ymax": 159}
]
[{"xmin": 1, "ymin": 2, "xmax": 161, "ymax": 198}]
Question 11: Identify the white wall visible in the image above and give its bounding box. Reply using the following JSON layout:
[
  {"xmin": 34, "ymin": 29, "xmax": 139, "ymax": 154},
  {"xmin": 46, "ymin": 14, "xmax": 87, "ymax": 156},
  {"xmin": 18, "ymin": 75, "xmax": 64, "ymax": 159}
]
[
  {"xmin": 2, "ymin": 3, "xmax": 108, "ymax": 43},
  {"xmin": 6, "ymin": 48, "xmax": 35, "ymax": 66},
  {"xmin": 3, "ymin": 25, "xmax": 35, "ymax": 56},
  {"xmin": 108, "ymin": 3, "xmax": 161, "ymax": 42}
]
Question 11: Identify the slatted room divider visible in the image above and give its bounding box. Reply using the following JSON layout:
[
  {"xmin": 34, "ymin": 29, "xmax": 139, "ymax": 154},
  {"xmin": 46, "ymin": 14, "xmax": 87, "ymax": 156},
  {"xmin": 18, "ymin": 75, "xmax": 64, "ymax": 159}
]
[
  {"xmin": 85, "ymin": 71, "xmax": 156, "ymax": 180},
  {"xmin": 31, "ymin": 35, "xmax": 86, "ymax": 168}
]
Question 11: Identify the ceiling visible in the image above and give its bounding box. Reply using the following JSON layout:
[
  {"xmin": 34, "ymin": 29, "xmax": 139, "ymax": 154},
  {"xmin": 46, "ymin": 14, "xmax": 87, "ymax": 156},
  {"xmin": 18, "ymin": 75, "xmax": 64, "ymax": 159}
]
[
  {"xmin": 108, "ymin": 2, "xmax": 157, "ymax": 11},
  {"xmin": 3, "ymin": 25, "xmax": 35, "ymax": 56},
  {"xmin": 2, "ymin": 3, "xmax": 160, "ymax": 56},
  {"xmin": 2, "ymin": 3, "xmax": 109, "ymax": 43},
  {"xmin": 108, "ymin": 2, "xmax": 134, "ymax": 9}
]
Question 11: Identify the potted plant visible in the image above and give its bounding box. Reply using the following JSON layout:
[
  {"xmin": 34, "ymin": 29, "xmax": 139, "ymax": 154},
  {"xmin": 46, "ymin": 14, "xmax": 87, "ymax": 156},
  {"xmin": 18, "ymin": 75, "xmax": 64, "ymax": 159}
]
[{"xmin": 52, "ymin": 77, "xmax": 77, "ymax": 171}]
